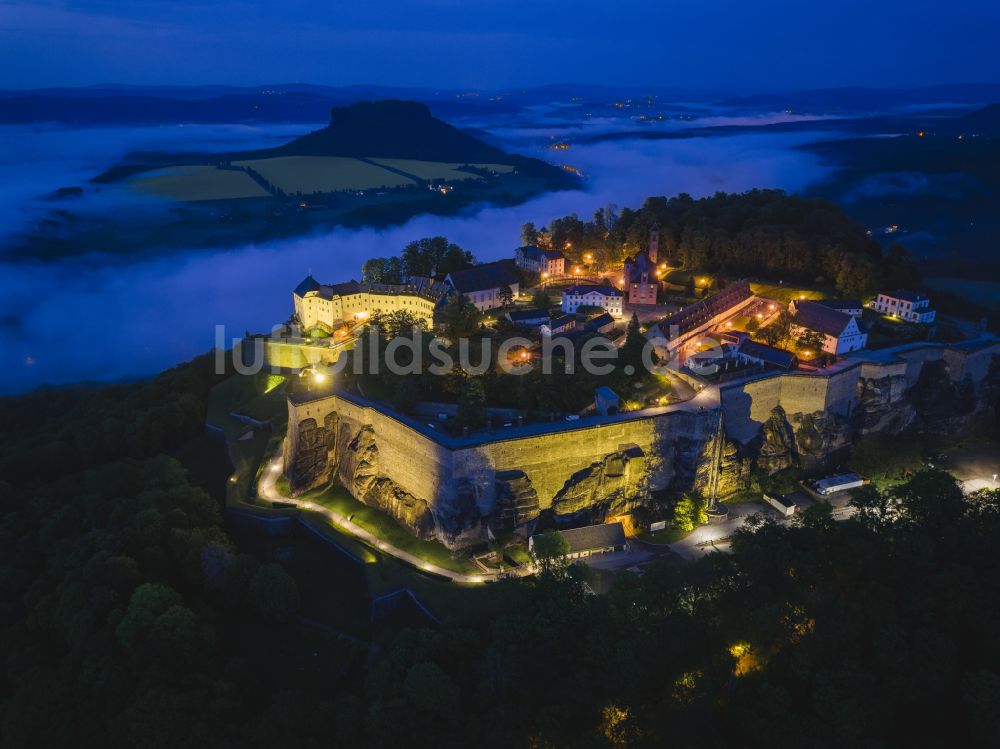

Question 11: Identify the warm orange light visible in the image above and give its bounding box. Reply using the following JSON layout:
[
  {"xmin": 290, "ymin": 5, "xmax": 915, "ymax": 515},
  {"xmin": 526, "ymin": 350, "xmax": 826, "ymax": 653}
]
[
  {"xmin": 756, "ymin": 313, "xmax": 763, "ymax": 319},
  {"xmin": 768, "ymin": 303, "xmax": 775, "ymax": 310}
]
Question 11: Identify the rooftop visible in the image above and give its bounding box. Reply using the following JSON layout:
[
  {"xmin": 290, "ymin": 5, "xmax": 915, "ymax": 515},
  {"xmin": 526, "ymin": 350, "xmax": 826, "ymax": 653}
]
[
  {"xmin": 517, "ymin": 245, "xmax": 565, "ymax": 261},
  {"xmin": 294, "ymin": 275, "xmax": 452, "ymax": 303},
  {"xmin": 446, "ymin": 260, "xmax": 519, "ymax": 293},
  {"xmin": 564, "ymin": 283, "xmax": 623, "ymax": 298},
  {"xmin": 656, "ymin": 280, "xmax": 752, "ymax": 337},
  {"xmin": 817, "ymin": 298, "xmax": 862, "ymax": 311},
  {"xmin": 738, "ymin": 338, "xmax": 797, "ymax": 369},
  {"xmin": 536, "ymin": 522, "xmax": 627, "ymax": 554},
  {"xmin": 586, "ymin": 313, "xmax": 616, "ymax": 330},
  {"xmin": 882, "ymin": 289, "xmax": 929, "ymax": 303},
  {"xmin": 507, "ymin": 308, "xmax": 549, "ymax": 323},
  {"xmin": 791, "ymin": 300, "xmax": 854, "ymax": 336}
]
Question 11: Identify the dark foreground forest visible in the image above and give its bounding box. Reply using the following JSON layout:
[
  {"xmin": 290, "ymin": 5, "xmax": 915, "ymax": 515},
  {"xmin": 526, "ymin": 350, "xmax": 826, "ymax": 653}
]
[{"xmin": 2, "ymin": 358, "xmax": 1000, "ymax": 748}]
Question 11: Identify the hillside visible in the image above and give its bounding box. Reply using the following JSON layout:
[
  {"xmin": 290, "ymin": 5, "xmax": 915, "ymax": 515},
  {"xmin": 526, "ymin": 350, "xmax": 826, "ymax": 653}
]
[
  {"xmin": 100, "ymin": 99, "xmax": 575, "ymax": 188},
  {"xmin": 246, "ymin": 100, "xmax": 511, "ymax": 162}
]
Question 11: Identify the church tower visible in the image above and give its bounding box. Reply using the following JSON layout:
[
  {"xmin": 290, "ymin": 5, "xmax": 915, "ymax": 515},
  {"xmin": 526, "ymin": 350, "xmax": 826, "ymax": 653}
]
[{"xmin": 648, "ymin": 224, "xmax": 659, "ymax": 265}]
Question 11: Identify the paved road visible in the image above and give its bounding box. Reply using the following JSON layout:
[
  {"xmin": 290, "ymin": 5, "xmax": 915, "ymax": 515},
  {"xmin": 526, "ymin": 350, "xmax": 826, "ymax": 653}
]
[{"xmin": 257, "ymin": 456, "xmax": 495, "ymax": 584}]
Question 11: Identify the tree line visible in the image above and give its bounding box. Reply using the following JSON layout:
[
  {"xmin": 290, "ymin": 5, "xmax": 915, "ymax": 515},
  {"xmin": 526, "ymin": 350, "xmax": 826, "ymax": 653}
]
[{"xmin": 523, "ymin": 190, "xmax": 921, "ymax": 298}]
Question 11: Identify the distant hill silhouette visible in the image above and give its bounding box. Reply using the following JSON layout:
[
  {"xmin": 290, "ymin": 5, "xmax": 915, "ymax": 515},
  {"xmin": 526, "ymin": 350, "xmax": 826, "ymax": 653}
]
[
  {"xmin": 247, "ymin": 100, "xmax": 510, "ymax": 162},
  {"xmin": 940, "ymin": 102, "xmax": 1000, "ymax": 136},
  {"xmin": 109, "ymin": 99, "xmax": 576, "ymax": 186}
]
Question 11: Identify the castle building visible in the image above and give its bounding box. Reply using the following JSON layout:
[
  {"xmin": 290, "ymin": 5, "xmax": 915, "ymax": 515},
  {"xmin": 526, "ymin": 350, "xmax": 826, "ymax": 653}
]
[
  {"xmin": 622, "ymin": 225, "xmax": 661, "ymax": 305},
  {"xmin": 560, "ymin": 283, "xmax": 624, "ymax": 317},
  {"xmin": 515, "ymin": 246, "xmax": 565, "ymax": 276},
  {"xmin": 873, "ymin": 290, "xmax": 936, "ymax": 323},
  {"xmin": 789, "ymin": 300, "xmax": 868, "ymax": 354},
  {"xmin": 293, "ymin": 275, "xmax": 451, "ymax": 330}
]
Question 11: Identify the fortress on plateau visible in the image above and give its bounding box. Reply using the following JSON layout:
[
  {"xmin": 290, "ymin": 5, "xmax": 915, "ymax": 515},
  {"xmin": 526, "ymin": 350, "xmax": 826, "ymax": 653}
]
[{"xmin": 281, "ymin": 334, "xmax": 1000, "ymax": 549}]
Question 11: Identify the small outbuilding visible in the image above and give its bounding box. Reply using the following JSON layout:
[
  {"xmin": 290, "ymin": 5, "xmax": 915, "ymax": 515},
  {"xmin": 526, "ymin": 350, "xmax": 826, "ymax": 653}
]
[
  {"xmin": 813, "ymin": 473, "xmax": 865, "ymax": 496},
  {"xmin": 763, "ymin": 493, "xmax": 798, "ymax": 517},
  {"xmin": 594, "ymin": 386, "xmax": 621, "ymax": 416},
  {"xmin": 529, "ymin": 522, "xmax": 628, "ymax": 560}
]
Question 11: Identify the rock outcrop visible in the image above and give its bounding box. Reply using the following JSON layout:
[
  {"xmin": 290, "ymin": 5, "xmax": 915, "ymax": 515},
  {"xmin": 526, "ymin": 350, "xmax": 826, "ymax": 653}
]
[
  {"xmin": 342, "ymin": 426, "xmax": 438, "ymax": 539},
  {"xmin": 693, "ymin": 427, "xmax": 749, "ymax": 500},
  {"xmin": 288, "ymin": 414, "xmax": 337, "ymax": 492},
  {"xmin": 550, "ymin": 447, "xmax": 646, "ymax": 518},
  {"xmin": 492, "ymin": 470, "xmax": 541, "ymax": 532},
  {"xmin": 756, "ymin": 405, "xmax": 798, "ymax": 474},
  {"xmin": 790, "ymin": 410, "xmax": 852, "ymax": 468}
]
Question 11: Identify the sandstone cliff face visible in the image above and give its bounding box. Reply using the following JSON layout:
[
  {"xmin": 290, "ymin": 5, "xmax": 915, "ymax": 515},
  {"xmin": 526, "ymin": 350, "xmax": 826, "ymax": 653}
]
[
  {"xmin": 550, "ymin": 447, "xmax": 646, "ymax": 519},
  {"xmin": 347, "ymin": 425, "xmax": 487, "ymax": 545},
  {"xmin": 693, "ymin": 427, "xmax": 749, "ymax": 500},
  {"xmin": 855, "ymin": 354, "xmax": 1000, "ymax": 440},
  {"xmin": 288, "ymin": 413, "xmax": 338, "ymax": 492},
  {"xmin": 856, "ymin": 374, "xmax": 916, "ymax": 435},
  {"xmin": 492, "ymin": 470, "xmax": 541, "ymax": 532},
  {"xmin": 789, "ymin": 410, "xmax": 852, "ymax": 469},
  {"xmin": 756, "ymin": 405, "xmax": 798, "ymax": 474}
]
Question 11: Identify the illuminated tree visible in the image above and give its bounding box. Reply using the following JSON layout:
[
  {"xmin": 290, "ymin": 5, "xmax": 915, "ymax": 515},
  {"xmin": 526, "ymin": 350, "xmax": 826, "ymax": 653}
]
[{"xmin": 530, "ymin": 530, "xmax": 570, "ymax": 572}]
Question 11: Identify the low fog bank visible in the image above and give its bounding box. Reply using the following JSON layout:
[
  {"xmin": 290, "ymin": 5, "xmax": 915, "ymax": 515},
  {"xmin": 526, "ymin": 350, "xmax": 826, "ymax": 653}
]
[{"xmin": 0, "ymin": 127, "xmax": 831, "ymax": 393}]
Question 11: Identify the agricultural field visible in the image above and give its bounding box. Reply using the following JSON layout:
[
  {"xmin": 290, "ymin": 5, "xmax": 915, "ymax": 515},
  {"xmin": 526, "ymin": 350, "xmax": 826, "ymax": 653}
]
[
  {"xmin": 370, "ymin": 158, "xmax": 515, "ymax": 181},
  {"xmin": 134, "ymin": 165, "xmax": 271, "ymax": 201},
  {"xmin": 234, "ymin": 155, "xmax": 415, "ymax": 193}
]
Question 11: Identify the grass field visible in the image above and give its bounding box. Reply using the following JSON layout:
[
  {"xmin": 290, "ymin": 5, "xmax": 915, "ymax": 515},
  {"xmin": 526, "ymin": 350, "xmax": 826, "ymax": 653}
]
[
  {"xmin": 750, "ymin": 281, "xmax": 829, "ymax": 304},
  {"xmin": 234, "ymin": 156, "xmax": 415, "ymax": 193},
  {"xmin": 370, "ymin": 159, "xmax": 513, "ymax": 181},
  {"xmin": 135, "ymin": 165, "xmax": 271, "ymax": 201},
  {"xmin": 309, "ymin": 485, "xmax": 481, "ymax": 575}
]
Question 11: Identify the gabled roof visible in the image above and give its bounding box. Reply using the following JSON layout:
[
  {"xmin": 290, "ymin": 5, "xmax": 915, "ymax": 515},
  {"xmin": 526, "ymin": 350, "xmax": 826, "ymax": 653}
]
[
  {"xmin": 586, "ymin": 313, "xmax": 615, "ymax": 330},
  {"xmin": 329, "ymin": 281, "xmax": 365, "ymax": 298},
  {"xmin": 446, "ymin": 261, "xmax": 519, "ymax": 293},
  {"xmin": 564, "ymin": 284, "xmax": 623, "ymax": 298},
  {"xmin": 507, "ymin": 308, "xmax": 549, "ymax": 323},
  {"xmin": 882, "ymin": 289, "xmax": 928, "ymax": 303},
  {"xmin": 817, "ymin": 298, "xmax": 862, "ymax": 311},
  {"xmin": 792, "ymin": 300, "xmax": 853, "ymax": 337},
  {"xmin": 517, "ymin": 245, "xmax": 565, "ymax": 261},
  {"xmin": 656, "ymin": 280, "xmax": 752, "ymax": 337},
  {"xmin": 539, "ymin": 522, "xmax": 626, "ymax": 554},
  {"xmin": 737, "ymin": 339, "xmax": 797, "ymax": 369},
  {"xmin": 294, "ymin": 275, "xmax": 322, "ymax": 297},
  {"xmin": 546, "ymin": 314, "xmax": 575, "ymax": 329}
]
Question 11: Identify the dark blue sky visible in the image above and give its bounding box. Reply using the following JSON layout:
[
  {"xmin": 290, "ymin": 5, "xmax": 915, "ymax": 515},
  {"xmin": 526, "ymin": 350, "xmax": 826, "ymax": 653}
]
[{"xmin": 2, "ymin": 0, "xmax": 999, "ymax": 91}]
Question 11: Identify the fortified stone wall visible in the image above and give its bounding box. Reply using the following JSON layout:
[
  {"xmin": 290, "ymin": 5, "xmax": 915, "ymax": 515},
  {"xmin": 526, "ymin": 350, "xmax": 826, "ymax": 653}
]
[
  {"xmin": 283, "ymin": 339, "xmax": 999, "ymax": 547},
  {"xmin": 284, "ymin": 392, "xmax": 716, "ymax": 547}
]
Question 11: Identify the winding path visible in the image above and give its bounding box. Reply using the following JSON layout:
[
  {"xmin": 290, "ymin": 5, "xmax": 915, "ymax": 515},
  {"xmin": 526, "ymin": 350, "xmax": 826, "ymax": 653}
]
[{"xmin": 257, "ymin": 456, "xmax": 496, "ymax": 584}]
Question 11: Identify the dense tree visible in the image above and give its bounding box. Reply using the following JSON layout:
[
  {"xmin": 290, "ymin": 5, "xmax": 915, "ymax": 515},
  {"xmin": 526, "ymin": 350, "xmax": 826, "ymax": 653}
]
[
  {"xmin": 530, "ymin": 289, "xmax": 550, "ymax": 311},
  {"xmin": 529, "ymin": 530, "xmax": 570, "ymax": 572},
  {"xmin": 672, "ymin": 494, "xmax": 707, "ymax": 531},
  {"xmin": 797, "ymin": 328, "xmax": 826, "ymax": 352},
  {"xmin": 400, "ymin": 236, "xmax": 474, "ymax": 278},
  {"xmin": 454, "ymin": 378, "xmax": 487, "ymax": 432},
  {"xmin": 619, "ymin": 313, "xmax": 647, "ymax": 377},
  {"xmin": 438, "ymin": 292, "xmax": 482, "ymax": 339},
  {"xmin": 538, "ymin": 190, "xmax": 906, "ymax": 296},
  {"xmin": 497, "ymin": 284, "xmax": 514, "ymax": 308},
  {"xmin": 361, "ymin": 256, "xmax": 404, "ymax": 284}
]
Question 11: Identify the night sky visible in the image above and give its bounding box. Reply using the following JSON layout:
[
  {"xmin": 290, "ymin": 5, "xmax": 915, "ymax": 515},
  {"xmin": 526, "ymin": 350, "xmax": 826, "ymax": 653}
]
[{"xmin": 2, "ymin": 0, "xmax": 999, "ymax": 91}]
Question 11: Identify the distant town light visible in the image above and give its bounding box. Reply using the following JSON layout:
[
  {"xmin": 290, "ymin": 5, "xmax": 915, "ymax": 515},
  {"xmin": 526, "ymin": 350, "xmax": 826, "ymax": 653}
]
[{"xmin": 313, "ymin": 371, "xmax": 327, "ymax": 384}]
